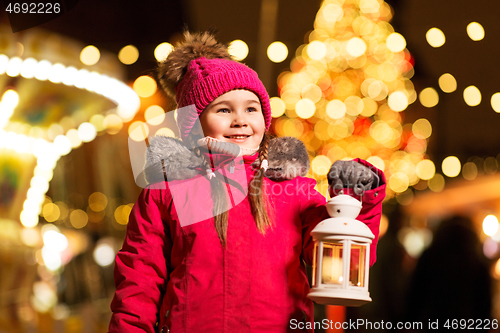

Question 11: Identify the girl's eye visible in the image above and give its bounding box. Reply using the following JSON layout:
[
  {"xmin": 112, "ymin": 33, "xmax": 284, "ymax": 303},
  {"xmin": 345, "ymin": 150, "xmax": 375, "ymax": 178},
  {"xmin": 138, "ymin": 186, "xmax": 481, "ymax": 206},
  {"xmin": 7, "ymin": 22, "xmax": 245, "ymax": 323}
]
[
  {"xmin": 247, "ymin": 107, "xmax": 258, "ymax": 112},
  {"xmin": 217, "ymin": 108, "xmax": 230, "ymax": 113}
]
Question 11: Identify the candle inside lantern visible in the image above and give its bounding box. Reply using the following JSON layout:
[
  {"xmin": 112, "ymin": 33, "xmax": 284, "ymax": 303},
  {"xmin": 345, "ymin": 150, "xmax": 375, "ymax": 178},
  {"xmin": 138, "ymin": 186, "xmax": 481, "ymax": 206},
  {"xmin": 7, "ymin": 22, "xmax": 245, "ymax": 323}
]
[{"xmin": 322, "ymin": 242, "xmax": 343, "ymax": 285}]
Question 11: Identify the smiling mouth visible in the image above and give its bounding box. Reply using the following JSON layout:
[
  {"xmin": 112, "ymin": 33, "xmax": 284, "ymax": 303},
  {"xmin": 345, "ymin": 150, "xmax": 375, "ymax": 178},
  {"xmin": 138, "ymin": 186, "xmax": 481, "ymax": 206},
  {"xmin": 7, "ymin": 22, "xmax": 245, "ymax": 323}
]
[{"xmin": 224, "ymin": 135, "xmax": 250, "ymax": 139}]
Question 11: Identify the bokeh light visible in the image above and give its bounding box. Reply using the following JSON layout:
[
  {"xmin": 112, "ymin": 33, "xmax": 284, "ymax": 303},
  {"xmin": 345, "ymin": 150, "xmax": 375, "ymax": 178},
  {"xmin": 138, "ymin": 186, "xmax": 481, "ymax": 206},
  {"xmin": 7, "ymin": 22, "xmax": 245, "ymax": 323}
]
[
  {"xmin": 415, "ymin": 160, "xmax": 435, "ymax": 180},
  {"xmin": 2, "ymin": 89, "xmax": 19, "ymax": 108},
  {"xmin": 412, "ymin": 118, "xmax": 432, "ymax": 139},
  {"xmin": 326, "ymin": 99, "xmax": 346, "ymax": 119},
  {"xmin": 42, "ymin": 203, "xmax": 60, "ymax": 222},
  {"xmin": 367, "ymin": 156, "xmax": 385, "ymax": 171},
  {"xmin": 346, "ymin": 37, "xmax": 367, "ymax": 57},
  {"xmin": 399, "ymin": 228, "xmax": 432, "ymax": 258},
  {"xmin": 20, "ymin": 211, "xmax": 39, "ymax": 228},
  {"xmin": 483, "ymin": 238, "xmax": 499, "ymax": 259},
  {"xmin": 70, "ymin": 209, "xmax": 88, "ymax": 229},
  {"xmin": 115, "ymin": 204, "xmax": 132, "ymax": 225},
  {"xmin": 494, "ymin": 259, "xmax": 500, "ymax": 280},
  {"xmin": 389, "ymin": 172, "xmax": 409, "ymax": 193},
  {"xmin": 428, "ymin": 173, "xmax": 445, "ymax": 192},
  {"xmin": 396, "ymin": 189, "xmax": 414, "ymax": 206},
  {"xmin": 295, "ymin": 99, "xmax": 316, "ymax": 119},
  {"xmin": 31, "ymin": 281, "xmax": 58, "ymax": 312},
  {"xmin": 379, "ymin": 214, "xmax": 389, "ymax": 237},
  {"xmin": 48, "ymin": 124, "xmax": 64, "ymax": 140},
  {"xmin": 419, "ymin": 87, "xmax": 439, "ymax": 108},
  {"xmin": 43, "ymin": 230, "xmax": 68, "ymax": 253},
  {"xmin": 48, "ymin": 63, "xmax": 65, "ymax": 83},
  {"xmin": 128, "ymin": 121, "xmax": 150, "ymax": 142},
  {"xmin": 55, "ymin": 201, "xmax": 69, "ymax": 220},
  {"xmin": 154, "ymin": 42, "xmax": 174, "ymax": 62},
  {"xmin": 270, "ymin": 97, "xmax": 286, "ymax": 117},
  {"xmin": 20, "ymin": 57, "xmax": 37, "ymax": 78},
  {"xmin": 90, "ymin": 114, "xmax": 106, "ymax": 132},
  {"xmin": 321, "ymin": 3, "xmax": 343, "ymax": 22},
  {"xmin": 93, "ymin": 240, "xmax": 116, "ymax": 267},
  {"xmin": 78, "ymin": 122, "xmax": 97, "ymax": 142},
  {"xmin": 491, "ymin": 93, "xmax": 500, "ymax": 113},
  {"xmin": 463, "ymin": 85, "xmax": 481, "ymax": 106},
  {"xmin": 462, "ymin": 161, "xmax": 478, "ymax": 180},
  {"xmin": 133, "ymin": 75, "xmax": 157, "ymax": 98},
  {"xmin": 61, "ymin": 66, "xmax": 77, "ymax": 85},
  {"xmin": 442, "ymin": 156, "xmax": 461, "ymax": 177},
  {"xmin": 359, "ymin": 98, "xmax": 378, "ymax": 117},
  {"xmin": 302, "ymin": 84, "xmax": 322, "ymax": 103},
  {"xmin": 467, "ymin": 22, "xmax": 485, "ymax": 41},
  {"xmin": 88, "ymin": 207, "xmax": 105, "ymax": 223},
  {"xmin": 89, "ymin": 192, "xmax": 108, "ymax": 212},
  {"xmin": 386, "ymin": 33, "xmax": 406, "ymax": 53},
  {"xmin": 145, "ymin": 105, "xmax": 166, "ymax": 125},
  {"xmin": 483, "ymin": 215, "xmax": 499, "ymax": 237},
  {"xmin": 484, "ymin": 157, "xmax": 499, "ymax": 174},
  {"xmin": 66, "ymin": 129, "xmax": 82, "ymax": 148},
  {"xmin": 282, "ymin": 119, "xmax": 304, "ymax": 137},
  {"xmin": 40, "ymin": 247, "xmax": 62, "ymax": 271},
  {"xmin": 228, "ymin": 40, "xmax": 249, "ymax": 61},
  {"xmin": 438, "ymin": 73, "xmax": 457, "ymax": 93},
  {"xmin": 118, "ymin": 45, "xmax": 139, "ymax": 65},
  {"xmin": 307, "ymin": 41, "xmax": 327, "ymax": 60},
  {"xmin": 104, "ymin": 114, "xmax": 123, "ymax": 135},
  {"xmin": 370, "ymin": 121, "xmax": 392, "ymax": 144},
  {"xmin": 267, "ymin": 41, "xmax": 288, "ymax": 63},
  {"xmin": 155, "ymin": 128, "xmax": 175, "ymax": 137},
  {"xmin": 34, "ymin": 60, "xmax": 52, "ymax": 81},
  {"xmin": 387, "ymin": 91, "xmax": 408, "ymax": 112},
  {"xmin": 80, "ymin": 45, "xmax": 100, "ymax": 66},
  {"xmin": 311, "ymin": 155, "xmax": 331, "ymax": 176},
  {"xmin": 426, "ymin": 28, "xmax": 446, "ymax": 48}
]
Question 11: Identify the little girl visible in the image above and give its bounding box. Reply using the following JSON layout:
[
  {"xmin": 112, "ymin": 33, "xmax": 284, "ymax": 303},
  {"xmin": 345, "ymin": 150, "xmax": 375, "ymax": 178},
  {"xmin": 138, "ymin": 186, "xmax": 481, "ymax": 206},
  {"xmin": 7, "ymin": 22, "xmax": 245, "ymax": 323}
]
[{"xmin": 109, "ymin": 32, "xmax": 386, "ymax": 333}]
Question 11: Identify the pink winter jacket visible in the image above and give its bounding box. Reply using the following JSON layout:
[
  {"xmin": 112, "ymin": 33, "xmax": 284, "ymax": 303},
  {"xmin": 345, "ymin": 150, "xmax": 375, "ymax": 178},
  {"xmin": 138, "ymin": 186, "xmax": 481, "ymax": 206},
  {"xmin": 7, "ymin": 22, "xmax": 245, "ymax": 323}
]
[{"xmin": 109, "ymin": 137, "xmax": 385, "ymax": 333}]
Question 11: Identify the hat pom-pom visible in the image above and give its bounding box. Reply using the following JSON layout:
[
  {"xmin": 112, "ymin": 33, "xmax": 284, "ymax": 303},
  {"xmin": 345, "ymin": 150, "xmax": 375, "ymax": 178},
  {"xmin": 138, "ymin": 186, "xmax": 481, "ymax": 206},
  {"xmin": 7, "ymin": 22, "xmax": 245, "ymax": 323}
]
[{"xmin": 157, "ymin": 31, "xmax": 233, "ymax": 99}]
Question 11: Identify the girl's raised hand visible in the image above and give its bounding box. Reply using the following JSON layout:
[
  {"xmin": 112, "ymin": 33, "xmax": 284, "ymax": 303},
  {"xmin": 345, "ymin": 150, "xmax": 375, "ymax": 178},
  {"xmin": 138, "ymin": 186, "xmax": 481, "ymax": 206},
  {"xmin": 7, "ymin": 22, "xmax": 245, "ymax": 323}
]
[{"xmin": 327, "ymin": 160, "xmax": 380, "ymax": 196}]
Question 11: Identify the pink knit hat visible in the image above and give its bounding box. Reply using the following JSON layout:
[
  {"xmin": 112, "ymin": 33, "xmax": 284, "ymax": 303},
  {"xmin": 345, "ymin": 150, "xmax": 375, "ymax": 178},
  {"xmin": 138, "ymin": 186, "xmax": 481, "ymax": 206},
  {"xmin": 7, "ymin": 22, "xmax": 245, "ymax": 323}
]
[
  {"xmin": 157, "ymin": 32, "xmax": 272, "ymax": 141},
  {"xmin": 175, "ymin": 57, "xmax": 272, "ymax": 141}
]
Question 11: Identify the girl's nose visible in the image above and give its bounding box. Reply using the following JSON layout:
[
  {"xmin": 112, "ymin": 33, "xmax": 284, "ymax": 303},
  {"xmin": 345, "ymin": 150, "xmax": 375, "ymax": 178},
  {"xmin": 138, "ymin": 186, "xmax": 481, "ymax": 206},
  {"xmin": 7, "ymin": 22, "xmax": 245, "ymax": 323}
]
[{"xmin": 231, "ymin": 112, "xmax": 248, "ymax": 127}]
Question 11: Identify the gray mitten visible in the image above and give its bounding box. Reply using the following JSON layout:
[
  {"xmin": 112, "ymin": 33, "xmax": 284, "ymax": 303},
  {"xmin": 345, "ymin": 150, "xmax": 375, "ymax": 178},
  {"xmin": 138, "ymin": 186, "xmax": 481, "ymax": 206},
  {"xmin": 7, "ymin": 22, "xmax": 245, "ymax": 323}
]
[{"xmin": 327, "ymin": 160, "xmax": 379, "ymax": 195}]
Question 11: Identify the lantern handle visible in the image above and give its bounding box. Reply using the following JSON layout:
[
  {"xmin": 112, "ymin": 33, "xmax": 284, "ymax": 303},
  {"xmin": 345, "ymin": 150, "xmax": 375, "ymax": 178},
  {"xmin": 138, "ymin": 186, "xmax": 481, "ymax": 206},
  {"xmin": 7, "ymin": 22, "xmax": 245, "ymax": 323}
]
[{"xmin": 353, "ymin": 184, "xmax": 364, "ymax": 206}]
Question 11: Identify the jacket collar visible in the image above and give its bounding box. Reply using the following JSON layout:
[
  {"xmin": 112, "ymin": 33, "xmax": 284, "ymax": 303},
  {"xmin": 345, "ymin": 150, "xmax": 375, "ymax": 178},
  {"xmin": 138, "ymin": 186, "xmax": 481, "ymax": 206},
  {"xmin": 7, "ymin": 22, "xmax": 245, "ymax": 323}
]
[{"xmin": 140, "ymin": 136, "xmax": 310, "ymax": 186}]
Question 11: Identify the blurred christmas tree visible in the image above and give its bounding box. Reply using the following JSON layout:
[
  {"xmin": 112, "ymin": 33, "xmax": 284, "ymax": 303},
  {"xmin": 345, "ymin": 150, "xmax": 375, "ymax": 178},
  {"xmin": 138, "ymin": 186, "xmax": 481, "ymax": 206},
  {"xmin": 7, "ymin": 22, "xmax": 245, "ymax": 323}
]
[{"xmin": 271, "ymin": 0, "xmax": 435, "ymax": 199}]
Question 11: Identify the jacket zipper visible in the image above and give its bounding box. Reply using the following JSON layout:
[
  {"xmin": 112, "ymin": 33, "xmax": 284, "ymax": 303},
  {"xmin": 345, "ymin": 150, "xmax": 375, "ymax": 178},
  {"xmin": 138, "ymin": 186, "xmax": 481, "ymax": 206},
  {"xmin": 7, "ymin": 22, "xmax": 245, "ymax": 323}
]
[{"xmin": 161, "ymin": 310, "xmax": 170, "ymax": 333}]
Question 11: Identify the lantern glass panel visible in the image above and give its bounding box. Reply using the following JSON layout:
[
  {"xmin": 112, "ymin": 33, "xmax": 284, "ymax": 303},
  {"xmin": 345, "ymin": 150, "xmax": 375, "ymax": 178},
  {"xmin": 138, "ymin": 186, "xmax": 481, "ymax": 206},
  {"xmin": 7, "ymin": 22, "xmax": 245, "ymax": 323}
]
[
  {"xmin": 349, "ymin": 244, "xmax": 366, "ymax": 287},
  {"xmin": 312, "ymin": 242, "xmax": 318, "ymax": 287},
  {"xmin": 321, "ymin": 242, "xmax": 343, "ymax": 285}
]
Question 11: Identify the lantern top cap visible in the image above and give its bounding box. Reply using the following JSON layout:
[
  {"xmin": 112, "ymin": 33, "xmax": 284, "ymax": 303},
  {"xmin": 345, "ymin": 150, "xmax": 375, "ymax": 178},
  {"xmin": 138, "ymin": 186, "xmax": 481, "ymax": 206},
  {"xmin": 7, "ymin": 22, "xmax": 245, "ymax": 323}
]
[
  {"xmin": 311, "ymin": 216, "xmax": 375, "ymax": 240},
  {"xmin": 327, "ymin": 194, "xmax": 362, "ymax": 219},
  {"xmin": 313, "ymin": 194, "xmax": 374, "ymax": 240}
]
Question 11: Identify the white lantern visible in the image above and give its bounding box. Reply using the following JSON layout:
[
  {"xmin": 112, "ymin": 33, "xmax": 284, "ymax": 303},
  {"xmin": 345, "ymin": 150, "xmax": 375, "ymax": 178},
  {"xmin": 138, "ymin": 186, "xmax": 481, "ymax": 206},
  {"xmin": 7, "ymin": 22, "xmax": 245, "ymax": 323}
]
[{"xmin": 308, "ymin": 194, "xmax": 374, "ymax": 306}]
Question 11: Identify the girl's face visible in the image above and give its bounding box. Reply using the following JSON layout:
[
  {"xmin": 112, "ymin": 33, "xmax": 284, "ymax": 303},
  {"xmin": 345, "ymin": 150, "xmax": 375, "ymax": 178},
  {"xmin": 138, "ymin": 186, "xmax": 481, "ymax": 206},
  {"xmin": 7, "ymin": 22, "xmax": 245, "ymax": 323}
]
[{"xmin": 199, "ymin": 89, "xmax": 266, "ymax": 150}]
